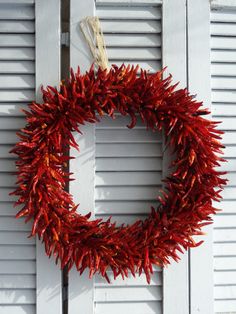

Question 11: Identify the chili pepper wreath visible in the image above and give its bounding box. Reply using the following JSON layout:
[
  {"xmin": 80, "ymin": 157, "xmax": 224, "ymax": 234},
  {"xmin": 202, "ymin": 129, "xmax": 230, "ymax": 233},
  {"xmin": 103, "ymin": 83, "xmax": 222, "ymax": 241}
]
[{"xmin": 11, "ymin": 17, "xmax": 227, "ymax": 283}]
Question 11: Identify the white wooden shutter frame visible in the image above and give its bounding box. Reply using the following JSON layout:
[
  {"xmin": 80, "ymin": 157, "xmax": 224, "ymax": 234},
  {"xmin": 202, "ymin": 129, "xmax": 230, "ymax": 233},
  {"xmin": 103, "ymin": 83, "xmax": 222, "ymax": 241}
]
[
  {"xmin": 69, "ymin": 1, "xmax": 96, "ymax": 313},
  {"xmin": 187, "ymin": 1, "xmax": 214, "ymax": 314},
  {"xmin": 162, "ymin": 1, "xmax": 189, "ymax": 313},
  {"xmin": 36, "ymin": 1, "xmax": 62, "ymax": 314}
]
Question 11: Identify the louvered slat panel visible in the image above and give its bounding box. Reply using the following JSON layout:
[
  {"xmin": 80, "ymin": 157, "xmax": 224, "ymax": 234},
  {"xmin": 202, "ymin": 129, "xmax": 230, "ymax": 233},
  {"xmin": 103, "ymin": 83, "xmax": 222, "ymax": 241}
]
[
  {"xmin": 95, "ymin": 2, "xmax": 163, "ymax": 314},
  {"xmin": 0, "ymin": 1, "xmax": 36, "ymax": 312},
  {"xmin": 211, "ymin": 8, "xmax": 236, "ymax": 313},
  {"xmin": 0, "ymin": 61, "xmax": 35, "ymax": 74}
]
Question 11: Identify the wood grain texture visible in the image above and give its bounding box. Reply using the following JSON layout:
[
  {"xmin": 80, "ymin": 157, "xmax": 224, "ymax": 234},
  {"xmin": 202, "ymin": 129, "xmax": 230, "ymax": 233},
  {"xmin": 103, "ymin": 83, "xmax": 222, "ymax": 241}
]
[
  {"xmin": 187, "ymin": 2, "xmax": 213, "ymax": 313},
  {"xmin": 69, "ymin": 1, "xmax": 96, "ymax": 313}
]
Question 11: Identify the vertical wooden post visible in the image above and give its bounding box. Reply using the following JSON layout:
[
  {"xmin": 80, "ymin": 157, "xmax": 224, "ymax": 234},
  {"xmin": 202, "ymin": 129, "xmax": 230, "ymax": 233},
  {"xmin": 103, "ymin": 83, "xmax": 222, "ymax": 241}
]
[
  {"xmin": 162, "ymin": 1, "xmax": 189, "ymax": 313},
  {"xmin": 68, "ymin": 0, "xmax": 95, "ymax": 313},
  {"xmin": 187, "ymin": 1, "xmax": 213, "ymax": 313},
  {"xmin": 35, "ymin": 1, "xmax": 62, "ymax": 313}
]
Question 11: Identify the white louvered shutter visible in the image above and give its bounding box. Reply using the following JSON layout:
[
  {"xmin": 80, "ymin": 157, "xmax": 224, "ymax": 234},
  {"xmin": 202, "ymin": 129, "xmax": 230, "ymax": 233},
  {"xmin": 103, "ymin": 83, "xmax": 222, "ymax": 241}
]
[
  {"xmin": 69, "ymin": 0, "xmax": 194, "ymax": 313},
  {"xmin": 94, "ymin": 3, "xmax": 163, "ymax": 314},
  {"xmin": 211, "ymin": 5, "xmax": 236, "ymax": 314},
  {"xmin": 0, "ymin": 1, "xmax": 62, "ymax": 314},
  {"xmin": 0, "ymin": 2, "xmax": 36, "ymax": 313},
  {"xmin": 67, "ymin": 1, "xmax": 230, "ymax": 314}
]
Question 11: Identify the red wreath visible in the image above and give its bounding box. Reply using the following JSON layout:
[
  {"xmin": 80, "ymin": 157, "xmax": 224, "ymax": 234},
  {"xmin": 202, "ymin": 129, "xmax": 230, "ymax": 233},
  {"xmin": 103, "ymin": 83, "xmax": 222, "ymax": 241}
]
[{"xmin": 11, "ymin": 65, "xmax": 226, "ymax": 283}]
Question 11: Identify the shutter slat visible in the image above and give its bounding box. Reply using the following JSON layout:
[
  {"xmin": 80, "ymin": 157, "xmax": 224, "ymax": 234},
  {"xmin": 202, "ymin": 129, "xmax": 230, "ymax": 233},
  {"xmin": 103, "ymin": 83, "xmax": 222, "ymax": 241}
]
[
  {"xmin": 215, "ymin": 271, "xmax": 236, "ymax": 285},
  {"xmin": 96, "ymin": 0, "xmax": 162, "ymax": 5},
  {"xmin": 0, "ymin": 260, "xmax": 35, "ymax": 274},
  {"xmin": 95, "ymin": 186, "xmax": 161, "ymax": 201},
  {"xmin": 211, "ymin": 11, "xmax": 236, "ymax": 22},
  {"xmin": 0, "ymin": 202, "xmax": 23, "ymax": 216},
  {"xmin": 214, "ymin": 214, "xmax": 236, "ymax": 228},
  {"xmin": 95, "ymin": 301, "xmax": 162, "ymax": 314},
  {"xmin": 212, "ymin": 76, "xmax": 236, "ymax": 90},
  {"xmin": 95, "ymin": 200, "xmax": 159, "ymax": 214},
  {"xmin": 0, "ymin": 61, "xmax": 34, "ymax": 74},
  {"xmin": 95, "ymin": 286, "xmax": 162, "ymax": 302},
  {"xmin": 107, "ymin": 47, "xmax": 161, "ymax": 60},
  {"xmin": 95, "ymin": 171, "xmax": 162, "ymax": 185},
  {"xmin": 214, "ymin": 201, "xmax": 236, "ymax": 214},
  {"xmin": 97, "ymin": 6, "xmax": 161, "ymax": 19},
  {"xmin": 0, "ymin": 289, "xmax": 35, "ymax": 304},
  {"xmin": 214, "ymin": 257, "xmax": 236, "ymax": 271},
  {"xmin": 0, "ymin": 48, "xmax": 34, "ymax": 60},
  {"xmin": 215, "ymin": 286, "xmax": 236, "ymax": 299},
  {"xmin": 211, "ymin": 22, "xmax": 236, "ymax": 36},
  {"xmin": 0, "ymin": 90, "xmax": 34, "ymax": 102},
  {"xmin": 104, "ymin": 33, "xmax": 161, "ymax": 47},
  {"xmin": 95, "ymin": 271, "xmax": 162, "ymax": 286},
  {"xmin": 0, "ymin": 231, "xmax": 35, "ymax": 244},
  {"xmin": 222, "ymin": 146, "xmax": 236, "ymax": 157},
  {"xmin": 0, "ymin": 145, "xmax": 17, "ymax": 158},
  {"xmin": 96, "ymin": 143, "xmax": 162, "ymax": 157},
  {"xmin": 214, "ymin": 299, "xmax": 236, "ymax": 313},
  {"xmin": 0, "ymin": 245, "xmax": 35, "ymax": 260},
  {"xmin": 101, "ymin": 20, "xmax": 161, "ymax": 33},
  {"xmin": 212, "ymin": 90, "xmax": 236, "ymax": 103},
  {"xmin": 214, "ymin": 243, "xmax": 236, "ymax": 257},
  {"xmin": 0, "ymin": 159, "xmax": 17, "ymax": 171},
  {"xmin": 0, "ymin": 117, "xmax": 25, "ymax": 130},
  {"xmin": 0, "ymin": 274, "xmax": 35, "ymax": 289},
  {"xmin": 96, "ymin": 157, "xmax": 162, "ymax": 171},
  {"xmin": 0, "ymin": 104, "xmax": 28, "ymax": 116},
  {"xmin": 0, "ymin": 4, "xmax": 34, "ymax": 20},
  {"xmin": 211, "ymin": 36, "xmax": 236, "ymax": 49},
  {"xmin": 214, "ymin": 229, "xmax": 236, "ymax": 242},
  {"xmin": 219, "ymin": 132, "xmax": 236, "ymax": 144},
  {"xmin": 0, "ymin": 75, "xmax": 34, "ymax": 89},
  {"xmin": 0, "ymin": 34, "xmax": 34, "ymax": 47},
  {"xmin": 0, "ymin": 174, "xmax": 16, "ymax": 187},
  {"xmin": 211, "ymin": 50, "xmax": 236, "ymax": 62},
  {"xmin": 0, "ymin": 217, "xmax": 31, "ymax": 231},
  {"xmin": 214, "ymin": 117, "xmax": 236, "ymax": 130},
  {"xmin": 212, "ymin": 63, "xmax": 236, "ymax": 76},
  {"xmin": 96, "ymin": 129, "xmax": 161, "ymax": 142},
  {"xmin": 0, "ymin": 21, "xmax": 35, "ymax": 33}
]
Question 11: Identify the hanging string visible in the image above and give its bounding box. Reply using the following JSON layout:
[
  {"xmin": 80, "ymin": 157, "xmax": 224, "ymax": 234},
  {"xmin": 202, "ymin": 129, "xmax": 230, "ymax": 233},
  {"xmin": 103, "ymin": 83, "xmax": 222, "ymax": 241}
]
[{"xmin": 80, "ymin": 16, "xmax": 109, "ymax": 70}]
